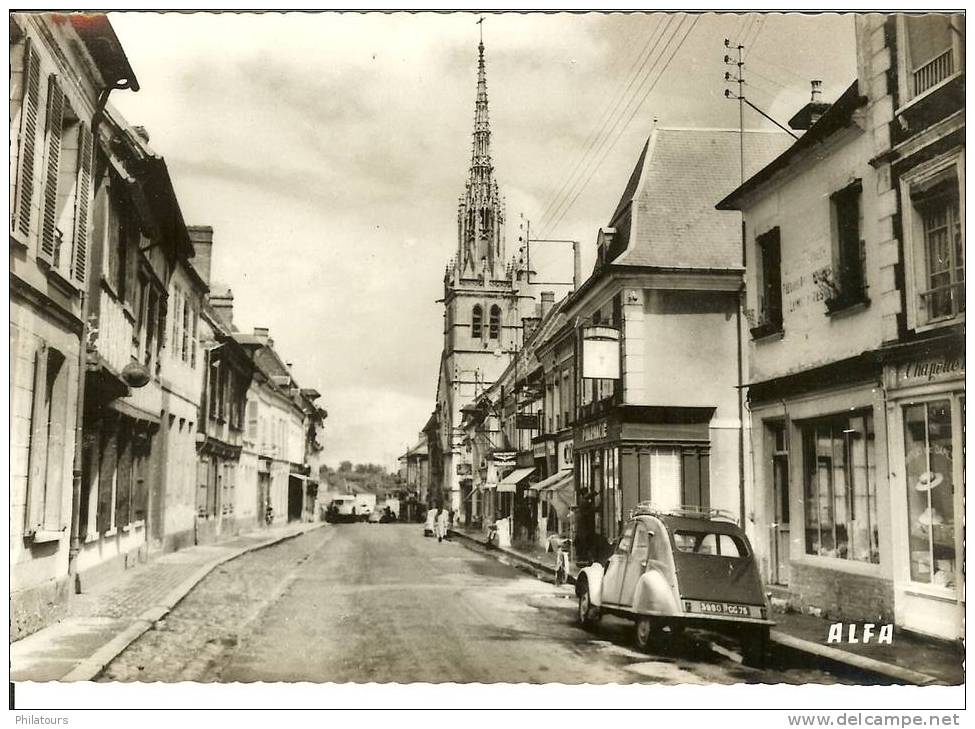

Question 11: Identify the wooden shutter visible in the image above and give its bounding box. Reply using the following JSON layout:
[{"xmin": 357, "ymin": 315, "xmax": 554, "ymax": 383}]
[
  {"xmin": 12, "ymin": 38, "xmax": 42, "ymax": 239},
  {"xmin": 39, "ymin": 75, "xmax": 65, "ymax": 263},
  {"xmin": 25, "ymin": 345, "xmax": 49, "ymax": 534},
  {"xmin": 72, "ymin": 122, "xmax": 94, "ymax": 285}
]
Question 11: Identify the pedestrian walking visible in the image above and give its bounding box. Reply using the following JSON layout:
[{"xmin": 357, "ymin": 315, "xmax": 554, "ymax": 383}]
[{"xmin": 436, "ymin": 507, "xmax": 449, "ymax": 543}]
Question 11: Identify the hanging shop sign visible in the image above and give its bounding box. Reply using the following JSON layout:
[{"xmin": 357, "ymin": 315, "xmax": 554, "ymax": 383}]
[
  {"xmin": 516, "ymin": 412, "xmax": 540, "ymax": 430},
  {"xmin": 582, "ymin": 326, "xmax": 620, "ymax": 380},
  {"xmin": 491, "ymin": 450, "xmax": 516, "ymax": 465},
  {"xmin": 456, "ymin": 462, "xmax": 472, "ymax": 476}
]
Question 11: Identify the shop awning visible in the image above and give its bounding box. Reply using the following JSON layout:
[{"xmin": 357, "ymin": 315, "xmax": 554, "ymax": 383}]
[
  {"xmin": 496, "ymin": 467, "xmax": 535, "ymax": 493},
  {"xmin": 534, "ymin": 469, "xmax": 573, "ymax": 494}
]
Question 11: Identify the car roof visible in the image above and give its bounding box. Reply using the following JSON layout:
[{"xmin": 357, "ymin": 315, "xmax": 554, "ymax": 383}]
[{"xmin": 657, "ymin": 514, "xmax": 745, "ymax": 536}]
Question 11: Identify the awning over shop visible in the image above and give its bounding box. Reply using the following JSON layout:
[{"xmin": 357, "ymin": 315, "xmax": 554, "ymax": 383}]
[
  {"xmin": 533, "ymin": 469, "xmax": 573, "ymax": 494},
  {"xmin": 496, "ymin": 467, "xmax": 535, "ymax": 493}
]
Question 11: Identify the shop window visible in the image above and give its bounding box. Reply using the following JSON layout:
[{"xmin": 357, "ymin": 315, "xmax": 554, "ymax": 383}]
[
  {"xmin": 471, "ymin": 305, "xmax": 483, "ymax": 339},
  {"xmin": 903, "ymin": 399, "xmax": 957, "ymax": 588},
  {"xmin": 751, "ymin": 227, "xmax": 783, "ymax": 338},
  {"xmin": 826, "ymin": 181, "xmax": 868, "ymax": 312},
  {"xmin": 901, "ymin": 14, "xmax": 963, "ymax": 99},
  {"xmin": 801, "ymin": 413, "xmax": 879, "ymax": 563},
  {"xmin": 489, "ymin": 305, "xmax": 501, "ymax": 339}
]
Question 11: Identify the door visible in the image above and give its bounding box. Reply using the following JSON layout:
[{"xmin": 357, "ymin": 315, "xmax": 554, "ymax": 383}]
[
  {"xmin": 257, "ymin": 472, "xmax": 270, "ymax": 524},
  {"xmin": 618, "ymin": 522, "xmax": 651, "ymax": 607},
  {"xmin": 771, "ymin": 454, "xmax": 790, "ymax": 585},
  {"xmin": 600, "ymin": 521, "xmax": 634, "ymax": 605}
]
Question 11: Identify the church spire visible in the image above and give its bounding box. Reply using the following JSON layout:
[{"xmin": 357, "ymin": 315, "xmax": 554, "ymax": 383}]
[{"xmin": 453, "ymin": 29, "xmax": 505, "ymax": 283}]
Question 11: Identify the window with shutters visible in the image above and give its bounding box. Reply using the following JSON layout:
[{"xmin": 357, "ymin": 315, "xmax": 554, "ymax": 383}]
[
  {"xmin": 11, "ymin": 36, "xmax": 42, "ymax": 245},
  {"xmin": 246, "ymin": 400, "xmax": 259, "ymax": 442},
  {"xmin": 751, "ymin": 227, "xmax": 784, "ymax": 338},
  {"xmin": 36, "ymin": 76, "xmax": 92, "ymax": 289},
  {"xmin": 25, "ymin": 345, "xmax": 69, "ymax": 540}
]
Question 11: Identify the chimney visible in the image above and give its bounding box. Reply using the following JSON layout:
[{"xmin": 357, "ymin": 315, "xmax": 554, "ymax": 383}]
[
  {"xmin": 187, "ymin": 225, "xmax": 214, "ymax": 284},
  {"xmin": 132, "ymin": 125, "xmax": 150, "ymax": 143},
  {"xmin": 540, "ymin": 291, "xmax": 555, "ymax": 319},
  {"xmin": 209, "ymin": 287, "xmax": 234, "ymax": 327},
  {"xmin": 253, "ymin": 326, "xmax": 270, "ymax": 343},
  {"xmin": 788, "ymin": 80, "xmax": 831, "ymax": 131}
]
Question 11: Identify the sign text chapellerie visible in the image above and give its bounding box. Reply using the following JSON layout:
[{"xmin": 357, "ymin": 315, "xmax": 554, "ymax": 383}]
[{"xmin": 895, "ymin": 355, "xmax": 964, "ymax": 386}]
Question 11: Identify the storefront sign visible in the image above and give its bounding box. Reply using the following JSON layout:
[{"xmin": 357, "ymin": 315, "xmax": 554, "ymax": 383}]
[
  {"xmin": 532, "ymin": 442, "xmax": 547, "ymax": 459},
  {"xmin": 893, "ymin": 354, "xmax": 965, "ymax": 388},
  {"xmin": 580, "ymin": 420, "xmax": 608, "ymax": 444}
]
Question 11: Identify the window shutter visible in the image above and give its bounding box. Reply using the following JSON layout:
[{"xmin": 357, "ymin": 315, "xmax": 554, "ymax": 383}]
[
  {"xmin": 25, "ymin": 345, "xmax": 49, "ymax": 534},
  {"xmin": 39, "ymin": 75, "xmax": 65, "ymax": 263},
  {"xmin": 96, "ymin": 416, "xmax": 118, "ymax": 533},
  {"xmin": 72, "ymin": 122, "xmax": 94, "ymax": 285},
  {"xmin": 12, "ymin": 38, "xmax": 42, "ymax": 239}
]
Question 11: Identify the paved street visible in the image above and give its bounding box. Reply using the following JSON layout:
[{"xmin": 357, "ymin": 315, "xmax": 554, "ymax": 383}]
[{"xmin": 97, "ymin": 523, "xmax": 858, "ymax": 684}]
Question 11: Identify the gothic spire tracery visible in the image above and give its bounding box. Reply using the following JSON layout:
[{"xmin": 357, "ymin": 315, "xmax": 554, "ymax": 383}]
[{"xmin": 454, "ymin": 36, "xmax": 505, "ymax": 282}]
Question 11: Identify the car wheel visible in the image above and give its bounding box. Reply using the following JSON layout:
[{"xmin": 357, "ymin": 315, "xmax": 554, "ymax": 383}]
[
  {"xmin": 577, "ymin": 583, "xmax": 600, "ymax": 628},
  {"xmin": 741, "ymin": 626, "xmax": 770, "ymax": 669},
  {"xmin": 634, "ymin": 617, "xmax": 655, "ymax": 652}
]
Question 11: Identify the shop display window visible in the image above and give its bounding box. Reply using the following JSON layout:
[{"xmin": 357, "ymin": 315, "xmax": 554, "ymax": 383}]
[
  {"xmin": 903, "ymin": 399, "xmax": 958, "ymax": 588},
  {"xmin": 802, "ymin": 412, "xmax": 879, "ymax": 563}
]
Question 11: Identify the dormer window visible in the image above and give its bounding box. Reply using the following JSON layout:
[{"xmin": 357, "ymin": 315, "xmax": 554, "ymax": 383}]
[{"xmin": 471, "ymin": 305, "xmax": 483, "ymax": 338}]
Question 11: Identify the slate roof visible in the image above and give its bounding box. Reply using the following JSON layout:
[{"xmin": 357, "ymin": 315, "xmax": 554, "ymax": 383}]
[{"xmin": 609, "ymin": 128, "xmax": 793, "ymax": 270}]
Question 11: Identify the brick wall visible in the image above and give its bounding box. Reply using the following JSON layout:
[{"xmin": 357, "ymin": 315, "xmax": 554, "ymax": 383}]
[{"xmin": 789, "ymin": 561, "xmax": 895, "ymax": 623}]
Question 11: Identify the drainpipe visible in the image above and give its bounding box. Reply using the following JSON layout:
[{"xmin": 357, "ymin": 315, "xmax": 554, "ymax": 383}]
[{"xmin": 68, "ymin": 83, "xmax": 127, "ymax": 590}]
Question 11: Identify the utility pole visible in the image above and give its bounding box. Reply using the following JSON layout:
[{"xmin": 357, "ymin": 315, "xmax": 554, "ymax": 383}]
[{"xmin": 724, "ymin": 37, "xmax": 748, "ymax": 529}]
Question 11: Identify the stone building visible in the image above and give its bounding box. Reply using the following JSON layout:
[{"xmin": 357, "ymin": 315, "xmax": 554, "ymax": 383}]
[
  {"xmin": 73, "ymin": 110, "xmax": 188, "ymax": 588},
  {"xmin": 9, "ymin": 13, "xmax": 138, "ymax": 639},
  {"xmin": 719, "ymin": 12, "xmax": 964, "ymax": 642},
  {"xmin": 563, "ymin": 127, "xmax": 789, "ymax": 564},
  {"xmin": 861, "ymin": 12, "xmax": 963, "ymax": 640}
]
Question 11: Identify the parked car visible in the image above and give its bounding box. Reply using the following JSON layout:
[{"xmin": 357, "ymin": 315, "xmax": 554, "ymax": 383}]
[
  {"xmin": 574, "ymin": 504, "xmax": 774, "ymax": 666},
  {"xmin": 367, "ymin": 510, "xmax": 383, "ymax": 524}
]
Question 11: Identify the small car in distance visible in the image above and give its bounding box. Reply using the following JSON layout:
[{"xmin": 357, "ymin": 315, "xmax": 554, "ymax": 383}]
[{"xmin": 575, "ymin": 504, "xmax": 774, "ymax": 666}]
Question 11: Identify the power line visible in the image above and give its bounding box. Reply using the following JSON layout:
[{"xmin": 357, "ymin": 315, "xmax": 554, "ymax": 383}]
[
  {"xmin": 536, "ymin": 16, "xmax": 676, "ymax": 232},
  {"xmin": 535, "ymin": 17, "xmax": 668, "ymax": 230},
  {"xmin": 540, "ymin": 14, "xmax": 689, "ymax": 235},
  {"xmin": 543, "ymin": 14, "xmax": 700, "ymax": 238}
]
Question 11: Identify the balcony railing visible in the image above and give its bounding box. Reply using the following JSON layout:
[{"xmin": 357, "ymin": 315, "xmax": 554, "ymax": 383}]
[{"xmin": 914, "ymin": 48, "xmax": 954, "ymax": 96}]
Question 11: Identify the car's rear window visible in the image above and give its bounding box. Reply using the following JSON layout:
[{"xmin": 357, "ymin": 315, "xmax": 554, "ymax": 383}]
[{"xmin": 673, "ymin": 530, "xmax": 748, "ymax": 558}]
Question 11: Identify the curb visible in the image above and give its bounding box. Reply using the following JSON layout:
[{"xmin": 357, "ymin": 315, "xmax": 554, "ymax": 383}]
[
  {"xmin": 448, "ymin": 529, "xmax": 573, "ymax": 584},
  {"xmin": 59, "ymin": 521, "xmax": 328, "ymax": 682},
  {"xmin": 450, "ymin": 529, "xmax": 942, "ymax": 686},
  {"xmin": 769, "ymin": 630, "xmax": 943, "ymax": 686}
]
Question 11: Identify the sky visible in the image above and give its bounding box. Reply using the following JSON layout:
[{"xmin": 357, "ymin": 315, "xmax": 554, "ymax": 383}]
[{"xmin": 106, "ymin": 11, "xmax": 857, "ymax": 469}]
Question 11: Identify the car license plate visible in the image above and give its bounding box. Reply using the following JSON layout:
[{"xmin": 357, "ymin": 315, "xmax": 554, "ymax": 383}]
[{"xmin": 700, "ymin": 601, "xmax": 750, "ymax": 616}]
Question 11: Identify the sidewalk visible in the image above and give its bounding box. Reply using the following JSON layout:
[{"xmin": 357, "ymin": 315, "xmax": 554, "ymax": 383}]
[
  {"xmin": 449, "ymin": 526, "xmax": 962, "ymax": 686},
  {"xmin": 11, "ymin": 520, "xmax": 326, "ymax": 682}
]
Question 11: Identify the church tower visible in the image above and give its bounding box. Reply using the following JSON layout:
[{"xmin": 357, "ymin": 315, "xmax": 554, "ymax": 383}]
[{"xmin": 433, "ymin": 36, "xmax": 521, "ymax": 513}]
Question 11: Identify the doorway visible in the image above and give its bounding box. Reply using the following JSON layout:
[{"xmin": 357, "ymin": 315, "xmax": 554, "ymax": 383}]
[
  {"xmin": 768, "ymin": 421, "xmax": 790, "ymax": 586},
  {"xmin": 287, "ymin": 477, "xmax": 303, "ymax": 522}
]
